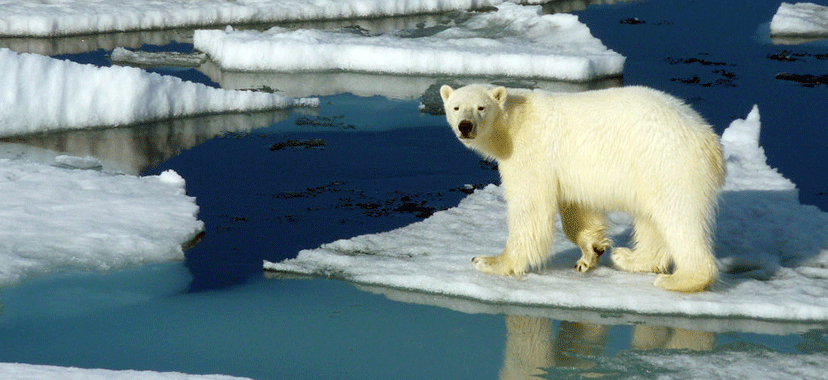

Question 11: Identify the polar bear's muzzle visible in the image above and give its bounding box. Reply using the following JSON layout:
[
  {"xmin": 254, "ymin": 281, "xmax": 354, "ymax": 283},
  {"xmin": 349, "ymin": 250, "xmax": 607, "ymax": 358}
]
[{"xmin": 458, "ymin": 120, "xmax": 475, "ymax": 139}]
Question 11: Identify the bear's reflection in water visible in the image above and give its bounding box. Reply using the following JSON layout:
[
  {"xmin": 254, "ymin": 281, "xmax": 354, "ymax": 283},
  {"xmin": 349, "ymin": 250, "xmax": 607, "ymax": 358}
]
[{"xmin": 499, "ymin": 315, "xmax": 714, "ymax": 379}]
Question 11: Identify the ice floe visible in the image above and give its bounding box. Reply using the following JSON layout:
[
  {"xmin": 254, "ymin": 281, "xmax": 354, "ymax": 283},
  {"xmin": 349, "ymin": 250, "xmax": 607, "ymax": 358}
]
[
  {"xmin": 194, "ymin": 4, "xmax": 625, "ymax": 81},
  {"xmin": 265, "ymin": 105, "xmax": 828, "ymax": 322},
  {"xmin": 0, "ymin": 48, "xmax": 317, "ymax": 137},
  {"xmin": 0, "ymin": 0, "xmax": 544, "ymax": 37},
  {"xmin": 0, "ymin": 149, "xmax": 204, "ymax": 287},
  {"xmin": 770, "ymin": 2, "xmax": 828, "ymax": 36},
  {"xmin": 0, "ymin": 363, "xmax": 252, "ymax": 380}
]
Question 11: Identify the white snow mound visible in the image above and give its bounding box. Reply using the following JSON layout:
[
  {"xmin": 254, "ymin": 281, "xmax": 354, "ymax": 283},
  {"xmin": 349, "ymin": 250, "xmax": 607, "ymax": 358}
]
[
  {"xmin": 265, "ymin": 105, "xmax": 828, "ymax": 321},
  {"xmin": 194, "ymin": 4, "xmax": 625, "ymax": 81},
  {"xmin": 770, "ymin": 2, "xmax": 828, "ymax": 36}
]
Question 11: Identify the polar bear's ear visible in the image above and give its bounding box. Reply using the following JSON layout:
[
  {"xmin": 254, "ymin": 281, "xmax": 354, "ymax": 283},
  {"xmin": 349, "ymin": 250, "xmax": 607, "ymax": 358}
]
[
  {"xmin": 491, "ymin": 87, "xmax": 507, "ymax": 106},
  {"xmin": 440, "ymin": 85, "xmax": 454, "ymax": 102}
]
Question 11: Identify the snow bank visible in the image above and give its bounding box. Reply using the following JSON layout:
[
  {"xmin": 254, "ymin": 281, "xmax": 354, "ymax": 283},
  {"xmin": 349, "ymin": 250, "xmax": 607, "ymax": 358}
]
[
  {"xmin": 0, "ymin": 152, "xmax": 204, "ymax": 287},
  {"xmin": 770, "ymin": 2, "xmax": 828, "ymax": 36},
  {"xmin": 265, "ymin": 105, "xmax": 828, "ymax": 321},
  {"xmin": 0, "ymin": 363, "xmax": 251, "ymax": 380},
  {"xmin": 194, "ymin": 4, "xmax": 625, "ymax": 81},
  {"xmin": 0, "ymin": 0, "xmax": 544, "ymax": 37},
  {"xmin": 0, "ymin": 48, "xmax": 317, "ymax": 137}
]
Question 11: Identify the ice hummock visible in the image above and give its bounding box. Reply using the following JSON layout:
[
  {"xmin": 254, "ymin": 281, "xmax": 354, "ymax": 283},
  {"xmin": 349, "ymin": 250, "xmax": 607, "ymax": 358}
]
[
  {"xmin": 0, "ymin": 150, "xmax": 204, "ymax": 287},
  {"xmin": 194, "ymin": 4, "xmax": 625, "ymax": 82},
  {"xmin": 770, "ymin": 2, "xmax": 828, "ymax": 36},
  {"xmin": 0, "ymin": 363, "xmax": 252, "ymax": 380},
  {"xmin": 0, "ymin": 48, "xmax": 318, "ymax": 137},
  {"xmin": 0, "ymin": 0, "xmax": 545, "ymax": 37},
  {"xmin": 265, "ymin": 105, "xmax": 828, "ymax": 321}
]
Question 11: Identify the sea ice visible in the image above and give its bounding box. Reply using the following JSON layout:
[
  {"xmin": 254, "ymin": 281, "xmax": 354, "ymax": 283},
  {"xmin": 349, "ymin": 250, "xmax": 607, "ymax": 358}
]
[
  {"xmin": 0, "ymin": 363, "xmax": 252, "ymax": 380},
  {"xmin": 770, "ymin": 2, "xmax": 828, "ymax": 36},
  {"xmin": 194, "ymin": 4, "xmax": 625, "ymax": 81},
  {"xmin": 0, "ymin": 151, "xmax": 204, "ymax": 287},
  {"xmin": 0, "ymin": 0, "xmax": 545, "ymax": 37},
  {"xmin": 0, "ymin": 48, "xmax": 318, "ymax": 137},
  {"xmin": 265, "ymin": 105, "xmax": 828, "ymax": 322}
]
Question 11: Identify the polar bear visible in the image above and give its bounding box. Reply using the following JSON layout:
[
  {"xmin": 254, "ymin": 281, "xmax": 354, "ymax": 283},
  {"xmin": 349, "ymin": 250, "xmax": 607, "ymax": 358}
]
[{"xmin": 440, "ymin": 84, "xmax": 725, "ymax": 293}]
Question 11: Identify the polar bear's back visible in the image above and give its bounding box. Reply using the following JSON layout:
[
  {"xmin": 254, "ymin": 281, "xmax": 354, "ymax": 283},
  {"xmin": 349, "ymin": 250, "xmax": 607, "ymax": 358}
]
[{"xmin": 510, "ymin": 86, "xmax": 725, "ymax": 210}]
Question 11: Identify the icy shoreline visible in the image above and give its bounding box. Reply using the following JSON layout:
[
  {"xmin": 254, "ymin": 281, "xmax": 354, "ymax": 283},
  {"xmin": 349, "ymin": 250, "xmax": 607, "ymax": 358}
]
[{"xmin": 0, "ymin": 0, "xmax": 545, "ymax": 37}]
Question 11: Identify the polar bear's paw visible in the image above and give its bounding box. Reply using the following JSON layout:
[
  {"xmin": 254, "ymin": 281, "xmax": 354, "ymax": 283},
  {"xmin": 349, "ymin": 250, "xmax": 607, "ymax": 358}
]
[
  {"xmin": 472, "ymin": 255, "xmax": 526, "ymax": 276},
  {"xmin": 610, "ymin": 247, "xmax": 637, "ymax": 271},
  {"xmin": 574, "ymin": 242, "xmax": 610, "ymax": 273},
  {"xmin": 653, "ymin": 273, "xmax": 713, "ymax": 293}
]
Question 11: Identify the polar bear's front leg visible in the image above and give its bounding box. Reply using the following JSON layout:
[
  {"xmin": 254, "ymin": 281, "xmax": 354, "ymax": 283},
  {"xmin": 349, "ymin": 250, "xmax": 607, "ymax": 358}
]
[{"xmin": 473, "ymin": 179, "xmax": 556, "ymax": 276}]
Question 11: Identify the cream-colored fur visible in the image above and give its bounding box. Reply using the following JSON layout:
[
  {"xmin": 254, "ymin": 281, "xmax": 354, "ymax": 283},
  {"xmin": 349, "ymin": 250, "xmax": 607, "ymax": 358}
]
[{"xmin": 440, "ymin": 84, "xmax": 725, "ymax": 293}]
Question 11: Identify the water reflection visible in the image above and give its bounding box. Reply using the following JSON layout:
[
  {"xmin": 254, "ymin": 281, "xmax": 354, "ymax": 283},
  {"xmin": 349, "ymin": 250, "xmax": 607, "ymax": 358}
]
[
  {"xmin": 500, "ymin": 316, "xmax": 714, "ymax": 379},
  {"xmin": 0, "ymin": 110, "xmax": 300, "ymax": 175},
  {"xmin": 198, "ymin": 60, "xmax": 623, "ymax": 100}
]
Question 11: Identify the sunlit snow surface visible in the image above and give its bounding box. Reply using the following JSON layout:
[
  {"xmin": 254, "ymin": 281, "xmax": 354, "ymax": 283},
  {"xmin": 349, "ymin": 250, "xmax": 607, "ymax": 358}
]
[
  {"xmin": 0, "ymin": 0, "xmax": 543, "ymax": 37},
  {"xmin": 266, "ymin": 106, "xmax": 828, "ymax": 321},
  {"xmin": 194, "ymin": 4, "xmax": 625, "ymax": 81},
  {"xmin": 770, "ymin": 2, "xmax": 828, "ymax": 36},
  {"xmin": 0, "ymin": 151, "xmax": 203, "ymax": 287},
  {"xmin": 0, "ymin": 48, "xmax": 318, "ymax": 136},
  {"xmin": 0, "ymin": 363, "xmax": 252, "ymax": 380}
]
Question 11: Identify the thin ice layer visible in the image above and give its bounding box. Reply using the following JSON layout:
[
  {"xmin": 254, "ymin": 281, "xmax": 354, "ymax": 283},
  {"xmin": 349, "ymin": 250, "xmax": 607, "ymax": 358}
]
[
  {"xmin": 0, "ymin": 363, "xmax": 252, "ymax": 380},
  {"xmin": 0, "ymin": 156, "xmax": 204, "ymax": 287},
  {"xmin": 194, "ymin": 4, "xmax": 625, "ymax": 81},
  {"xmin": 770, "ymin": 2, "xmax": 828, "ymax": 36},
  {"xmin": 265, "ymin": 106, "xmax": 828, "ymax": 321},
  {"xmin": 0, "ymin": 0, "xmax": 545, "ymax": 37},
  {"xmin": 0, "ymin": 48, "xmax": 318, "ymax": 137}
]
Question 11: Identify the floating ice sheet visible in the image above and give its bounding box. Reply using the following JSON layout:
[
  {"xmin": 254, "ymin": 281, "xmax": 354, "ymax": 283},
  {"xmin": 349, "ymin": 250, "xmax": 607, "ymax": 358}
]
[
  {"xmin": 0, "ymin": 363, "xmax": 252, "ymax": 380},
  {"xmin": 0, "ymin": 152, "xmax": 204, "ymax": 287},
  {"xmin": 770, "ymin": 2, "xmax": 828, "ymax": 36},
  {"xmin": 0, "ymin": 48, "xmax": 317, "ymax": 137},
  {"xmin": 0, "ymin": 0, "xmax": 544, "ymax": 37},
  {"xmin": 194, "ymin": 4, "xmax": 625, "ymax": 81},
  {"xmin": 265, "ymin": 105, "xmax": 828, "ymax": 321}
]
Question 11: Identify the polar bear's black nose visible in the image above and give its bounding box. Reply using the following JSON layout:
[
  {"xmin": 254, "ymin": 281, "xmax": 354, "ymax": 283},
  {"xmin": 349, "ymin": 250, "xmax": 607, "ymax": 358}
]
[{"xmin": 458, "ymin": 120, "xmax": 473, "ymax": 138}]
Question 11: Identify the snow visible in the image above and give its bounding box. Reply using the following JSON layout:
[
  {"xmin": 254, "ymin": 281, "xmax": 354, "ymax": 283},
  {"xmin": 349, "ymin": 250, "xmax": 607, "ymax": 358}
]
[
  {"xmin": 194, "ymin": 4, "xmax": 625, "ymax": 81},
  {"xmin": 0, "ymin": 148, "xmax": 204, "ymax": 287},
  {"xmin": 265, "ymin": 105, "xmax": 828, "ymax": 322},
  {"xmin": 0, "ymin": 363, "xmax": 252, "ymax": 380},
  {"xmin": 0, "ymin": 48, "xmax": 318, "ymax": 137},
  {"xmin": 0, "ymin": 0, "xmax": 545, "ymax": 37},
  {"xmin": 770, "ymin": 2, "xmax": 828, "ymax": 36}
]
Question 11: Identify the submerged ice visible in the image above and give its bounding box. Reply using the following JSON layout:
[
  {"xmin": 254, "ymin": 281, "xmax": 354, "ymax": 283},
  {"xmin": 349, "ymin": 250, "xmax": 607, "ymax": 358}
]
[
  {"xmin": 265, "ymin": 106, "xmax": 828, "ymax": 321},
  {"xmin": 194, "ymin": 4, "xmax": 625, "ymax": 81}
]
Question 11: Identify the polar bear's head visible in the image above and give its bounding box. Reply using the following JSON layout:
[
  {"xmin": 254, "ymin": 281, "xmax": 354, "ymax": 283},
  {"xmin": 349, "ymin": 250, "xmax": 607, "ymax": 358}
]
[{"xmin": 440, "ymin": 84, "xmax": 507, "ymax": 142}]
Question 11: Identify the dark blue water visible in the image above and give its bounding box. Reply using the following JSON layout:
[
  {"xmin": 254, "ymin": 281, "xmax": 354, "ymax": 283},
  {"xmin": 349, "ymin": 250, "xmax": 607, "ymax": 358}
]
[{"xmin": 1, "ymin": 0, "xmax": 827, "ymax": 379}]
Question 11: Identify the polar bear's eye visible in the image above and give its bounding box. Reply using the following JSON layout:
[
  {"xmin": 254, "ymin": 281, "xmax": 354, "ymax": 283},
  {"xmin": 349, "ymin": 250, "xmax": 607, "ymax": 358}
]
[
  {"xmin": 453, "ymin": 106, "xmax": 459, "ymax": 111},
  {"xmin": 478, "ymin": 106, "xmax": 485, "ymax": 111}
]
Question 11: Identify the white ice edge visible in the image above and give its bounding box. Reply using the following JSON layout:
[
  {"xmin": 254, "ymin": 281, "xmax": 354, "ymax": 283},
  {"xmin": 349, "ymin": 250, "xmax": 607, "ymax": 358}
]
[
  {"xmin": 0, "ymin": 0, "xmax": 546, "ymax": 37},
  {"xmin": 0, "ymin": 154, "xmax": 204, "ymax": 287},
  {"xmin": 194, "ymin": 4, "xmax": 625, "ymax": 81},
  {"xmin": 0, "ymin": 48, "xmax": 318, "ymax": 137},
  {"xmin": 265, "ymin": 105, "xmax": 828, "ymax": 323},
  {"xmin": 0, "ymin": 362, "xmax": 253, "ymax": 380},
  {"xmin": 770, "ymin": 2, "xmax": 828, "ymax": 36}
]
